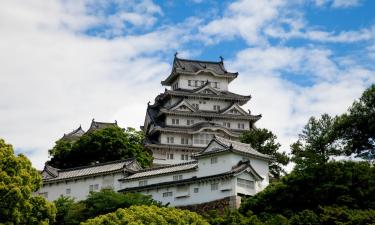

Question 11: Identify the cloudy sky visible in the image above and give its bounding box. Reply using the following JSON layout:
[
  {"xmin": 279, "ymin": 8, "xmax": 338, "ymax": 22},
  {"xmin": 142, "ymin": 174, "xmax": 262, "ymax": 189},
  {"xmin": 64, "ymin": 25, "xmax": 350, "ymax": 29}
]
[{"xmin": 1, "ymin": 0, "xmax": 374, "ymax": 169}]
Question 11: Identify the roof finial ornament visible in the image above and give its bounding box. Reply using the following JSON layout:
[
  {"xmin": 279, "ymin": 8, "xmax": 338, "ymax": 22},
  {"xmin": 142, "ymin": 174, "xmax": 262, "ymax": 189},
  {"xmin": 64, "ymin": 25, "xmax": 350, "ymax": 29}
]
[
  {"xmin": 248, "ymin": 109, "xmax": 251, "ymax": 115},
  {"xmin": 115, "ymin": 120, "xmax": 117, "ymax": 125},
  {"xmin": 147, "ymin": 101, "xmax": 151, "ymax": 106},
  {"xmin": 174, "ymin": 52, "xmax": 178, "ymax": 58},
  {"xmin": 219, "ymin": 56, "xmax": 224, "ymax": 63},
  {"xmin": 92, "ymin": 118, "xmax": 95, "ymax": 122}
]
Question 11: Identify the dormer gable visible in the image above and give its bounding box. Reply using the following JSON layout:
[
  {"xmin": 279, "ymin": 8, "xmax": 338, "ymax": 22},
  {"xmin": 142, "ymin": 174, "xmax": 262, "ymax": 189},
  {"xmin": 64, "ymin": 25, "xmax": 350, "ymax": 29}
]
[
  {"xmin": 221, "ymin": 104, "xmax": 248, "ymax": 116},
  {"xmin": 194, "ymin": 84, "xmax": 221, "ymax": 95},
  {"xmin": 169, "ymin": 99, "xmax": 197, "ymax": 112}
]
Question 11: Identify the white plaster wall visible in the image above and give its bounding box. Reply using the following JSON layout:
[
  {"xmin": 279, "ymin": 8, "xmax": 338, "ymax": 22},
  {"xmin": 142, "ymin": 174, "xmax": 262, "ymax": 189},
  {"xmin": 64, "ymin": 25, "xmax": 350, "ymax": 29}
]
[
  {"xmin": 37, "ymin": 173, "xmax": 124, "ymax": 202},
  {"xmin": 176, "ymin": 74, "xmax": 229, "ymax": 91},
  {"xmin": 137, "ymin": 178, "xmax": 236, "ymax": 206},
  {"xmin": 165, "ymin": 116, "xmax": 204, "ymax": 127},
  {"xmin": 121, "ymin": 170, "xmax": 197, "ymax": 190},
  {"xmin": 211, "ymin": 118, "xmax": 250, "ymax": 130},
  {"xmin": 186, "ymin": 99, "xmax": 231, "ymax": 111},
  {"xmin": 151, "ymin": 147, "xmax": 195, "ymax": 165}
]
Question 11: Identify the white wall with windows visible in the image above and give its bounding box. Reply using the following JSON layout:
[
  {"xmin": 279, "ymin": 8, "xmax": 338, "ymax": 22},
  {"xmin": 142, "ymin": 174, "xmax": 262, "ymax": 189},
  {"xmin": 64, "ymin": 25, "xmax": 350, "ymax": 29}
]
[
  {"xmin": 175, "ymin": 74, "xmax": 229, "ymax": 91},
  {"xmin": 37, "ymin": 173, "xmax": 124, "ymax": 202}
]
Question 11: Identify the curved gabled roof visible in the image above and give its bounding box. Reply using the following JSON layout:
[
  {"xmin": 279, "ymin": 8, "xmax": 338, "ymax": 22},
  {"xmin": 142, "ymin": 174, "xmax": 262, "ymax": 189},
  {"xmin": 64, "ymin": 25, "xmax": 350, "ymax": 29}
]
[
  {"xmin": 194, "ymin": 136, "xmax": 272, "ymax": 161},
  {"xmin": 86, "ymin": 119, "xmax": 118, "ymax": 133},
  {"xmin": 61, "ymin": 126, "xmax": 85, "ymax": 141},
  {"xmin": 161, "ymin": 56, "xmax": 238, "ymax": 86}
]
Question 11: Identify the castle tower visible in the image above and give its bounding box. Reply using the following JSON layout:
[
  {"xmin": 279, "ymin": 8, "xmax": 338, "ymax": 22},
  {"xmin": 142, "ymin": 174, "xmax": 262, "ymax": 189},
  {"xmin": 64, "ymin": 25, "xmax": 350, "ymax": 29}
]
[{"xmin": 142, "ymin": 55, "xmax": 261, "ymax": 165}]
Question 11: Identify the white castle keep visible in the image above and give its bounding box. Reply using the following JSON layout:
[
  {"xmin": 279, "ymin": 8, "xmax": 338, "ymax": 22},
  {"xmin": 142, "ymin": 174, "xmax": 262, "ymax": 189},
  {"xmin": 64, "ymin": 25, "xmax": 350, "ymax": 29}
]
[{"xmin": 38, "ymin": 56, "xmax": 271, "ymax": 209}]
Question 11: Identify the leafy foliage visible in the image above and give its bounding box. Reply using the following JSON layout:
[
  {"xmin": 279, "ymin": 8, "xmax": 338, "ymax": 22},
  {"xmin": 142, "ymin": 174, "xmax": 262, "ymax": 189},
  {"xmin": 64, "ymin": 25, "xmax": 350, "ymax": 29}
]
[
  {"xmin": 335, "ymin": 84, "xmax": 375, "ymax": 160},
  {"xmin": 0, "ymin": 138, "xmax": 56, "ymax": 225},
  {"xmin": 48, "ymin": 127, "xmax": 152, "ymax": 169},
  {"xmin": 240, "ymin": 128, "xmax": 289, "ymax": 179},
  {"xmin": 53, "ymin": 189, "xmax": 161, "ymax": 225},
  {"xmin": 291, "ymin": 114, "xmax": 341, "ymax": 168},
  {"xmin": 81, "ymin": 205, "xmax": 209, "ymax": 225},
  {"xmin": 240, "ymin": 161, "xmax": 375, "ymax": 217}
]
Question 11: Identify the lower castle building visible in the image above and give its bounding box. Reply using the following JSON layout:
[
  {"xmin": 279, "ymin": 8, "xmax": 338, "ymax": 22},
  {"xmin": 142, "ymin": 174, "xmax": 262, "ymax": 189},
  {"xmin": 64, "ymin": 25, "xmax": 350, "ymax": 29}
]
[{"xmin": 38, "ymin": 136, "xmax": 271, "ymax": 208}]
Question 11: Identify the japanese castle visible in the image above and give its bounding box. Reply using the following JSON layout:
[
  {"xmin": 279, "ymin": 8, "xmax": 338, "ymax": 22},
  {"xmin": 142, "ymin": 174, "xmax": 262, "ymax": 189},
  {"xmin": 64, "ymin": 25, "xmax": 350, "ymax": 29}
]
[{"xmin": 38, "ymin": 56, "xmax": 271, "ymax": 210}]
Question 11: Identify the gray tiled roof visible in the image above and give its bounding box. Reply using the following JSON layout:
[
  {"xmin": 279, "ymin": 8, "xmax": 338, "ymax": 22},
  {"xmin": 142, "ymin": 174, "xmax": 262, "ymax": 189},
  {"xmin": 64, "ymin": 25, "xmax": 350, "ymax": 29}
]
[
  {"xmin": 86, "ymin": 119, "xmax": 118, "ymax": 133},
  {"xmin": 161, "ymin": 57, "xmax": 238, "ymax": 85},
  {"xmin": 43, "ymin": 159, "xmax": 136, "ymax": 183},
  {"xmin": 61, "ymin": 126, "xmax": 85, "ymax": 141},
  {"xmin": 195, "ymin": 136, "xmax": 272, "ymax": 160},
  {"xmin": 163, "ymin": 89, "xmax": 251, "ymax": 103},
  {"xmin": 122, "ymin": 161, "xmax": 197, "ymax": 180}
]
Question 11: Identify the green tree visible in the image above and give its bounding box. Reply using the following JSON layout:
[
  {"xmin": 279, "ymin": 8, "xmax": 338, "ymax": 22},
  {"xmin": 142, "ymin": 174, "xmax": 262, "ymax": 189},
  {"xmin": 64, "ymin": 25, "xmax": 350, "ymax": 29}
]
[
  {"xmin": 240, "ymin": 128, "xmax": 289, "ymax": 179},
  {"xmin": 291, "ymin": 114, "xmax": 341, "ymax": 168},
  {"xmin": 205, "ymin": 209, "xmax": 263, "ymax": 225},
  {"xmin": 0, "ymin": 138, "xmax": 56, "ymax": 225},
  {"xmin": 54, "ymin": 190, "xmax": 161, "ymax": 225},
  {"xmin": 53, "ymin": 196, "xmax": 75, "ymax": 225},
  {"xmin": 81, "ymin": 205, "xmax": 209, "ymax": 225},
  {"xmin": 319, "ymin": 206, "xmax": 375, "ymax": 225},
  {"xmin": 240, "ymin": 161, "xmax": 375, "ymax": 217},
  {"xmin": 48, "ymin": 127, "xmax": 152, "ymax": 169},
  {"xmin": 335, "ymin": 84, "xmax": 375, "ymax": 160}
]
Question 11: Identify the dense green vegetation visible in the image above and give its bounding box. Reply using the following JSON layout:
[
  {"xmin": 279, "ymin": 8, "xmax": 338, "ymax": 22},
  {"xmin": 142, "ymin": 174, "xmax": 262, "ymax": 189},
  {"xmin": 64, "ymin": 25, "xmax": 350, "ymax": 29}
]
[
  {"xmin": 240, "ymin": 128, "xmax": 290, "ymax": 179},
  {"xmin": 53, "ymin": 189, "xmax": 161, "ymax": 225},
  {"xmin": 81, "ymin": 205, "xmax": 209, "ymax": 225},
  {"xmin": 48, "ymin": 127, "xmax": 152, "ymax": 169},
  {"xmin": 0, "ymin": 139, "xmax": 56, "ymax": 225}
]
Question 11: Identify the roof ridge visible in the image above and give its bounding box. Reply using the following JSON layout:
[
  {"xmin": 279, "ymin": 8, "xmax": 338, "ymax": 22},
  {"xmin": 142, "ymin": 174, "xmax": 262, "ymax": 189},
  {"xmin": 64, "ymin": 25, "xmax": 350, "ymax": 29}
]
[
  {"xmin": 176, "ymin": 57, "xmax": 222, "ymax": 64},
  {"xmin": 137, "ymin": 161, "xmax": 197, "ymax": 173},
  {"xmin": 59, "ymin": 158, "xmax": 134, "ymax": 172}
]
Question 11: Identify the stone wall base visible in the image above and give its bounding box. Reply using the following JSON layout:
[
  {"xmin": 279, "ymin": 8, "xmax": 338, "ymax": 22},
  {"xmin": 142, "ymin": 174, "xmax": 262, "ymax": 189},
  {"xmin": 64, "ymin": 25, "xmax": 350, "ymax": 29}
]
[{"xmin": 177, "ymin": 196, "xmax": 242, "ymax": 215}]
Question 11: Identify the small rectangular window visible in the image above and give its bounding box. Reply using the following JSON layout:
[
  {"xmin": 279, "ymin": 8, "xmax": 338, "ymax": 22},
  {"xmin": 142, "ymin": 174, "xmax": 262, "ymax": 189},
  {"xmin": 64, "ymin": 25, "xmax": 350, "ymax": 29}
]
[
  {"xmin": 237, "ymin": 178, "xmax": 255, "ymax": 189},
  {"xmin": 188, "ymin": 80, "xmax": 192, "ymax": 86},
  {"xmin": 223, "ymin": 122, "xmax": 231, "ymax": 128},
  {"xmin": 211, "ymin": 183, "xmax": 219, "ymax": 191},
  {"xmin": 66, "ymin": 188, "xmax": 71, "ymax": 195},
  {"xmin": 139, "ymin": 180, "xmax": 148, "ymax": 186},
  {"xmin": 167, "ymin": 153, "xmax": 174, "ymax": 159},
  {"xmin": 167, "ymin": 137, "xmax": 174, "ymax": 144},
  {"xmin": 211, "ymin": 157, "xmax": 218, "ymax": 164},
  {"xmin": 195, "ymin": 80, "xmax": 198, "ymax": 87},
  {"xmin": 163, "ymin": 192, "xmax": 173, "ymax": 197},
  {"xmin": 194, "ymin": 188, "xmax": 199, "ymax": 193},
  {"xmin": 213, "ymin": 105, "xmax": 220, "ymax": 111},
  {"xmin": 201, "ymin": 81, "xmax": 205, "ymax": 86},
  {"xmin": 173, "ymin": 175, "xmax": 183, "ymax": 181}
]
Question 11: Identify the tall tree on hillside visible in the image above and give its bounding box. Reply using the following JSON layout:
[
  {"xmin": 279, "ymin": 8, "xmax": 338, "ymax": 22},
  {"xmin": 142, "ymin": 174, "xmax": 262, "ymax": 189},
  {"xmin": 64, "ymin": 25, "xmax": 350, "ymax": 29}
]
[
  {"xmin": 291, "ymin": 114, "xmax": 341, "ymax": 168},
  {"xmin": 0, "ymin": 138, "xmax": 56, "ymax": 225},
  {"xmin": 48, "ymin": 127, "xmax": 152, "ymax": 169},
  {"xmin": 335, "ymin": 84, "xmax": 375, "ymax": 161},
  {"xmin": 240, "ymin": 128, "xmax": 289, "ymax": 179}
]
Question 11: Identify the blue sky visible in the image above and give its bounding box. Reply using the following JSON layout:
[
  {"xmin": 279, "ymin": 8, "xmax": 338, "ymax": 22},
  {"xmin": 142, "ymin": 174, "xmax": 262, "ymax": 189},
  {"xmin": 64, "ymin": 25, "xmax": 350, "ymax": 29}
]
[{"xmin": 0, "ymin": 0, "xmax": 374, "ymax": 169}]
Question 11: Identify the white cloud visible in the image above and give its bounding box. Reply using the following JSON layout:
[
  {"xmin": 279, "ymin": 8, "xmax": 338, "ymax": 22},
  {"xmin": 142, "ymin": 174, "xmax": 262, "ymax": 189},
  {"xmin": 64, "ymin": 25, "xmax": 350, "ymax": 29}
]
[
  {"xmin": 228, "ymin": 46, "xmax": 374, "ymax": 161},
  {"xmin": 0, "ymin": 0, "xmax": 181, "ymax": 169},
  {"xmin": 200, "ymin": 0, "xmax": 287, "ymax": 45},
  {"xmin": 314, "ymin": 0, "xmax": 362, "ymax": 8}
]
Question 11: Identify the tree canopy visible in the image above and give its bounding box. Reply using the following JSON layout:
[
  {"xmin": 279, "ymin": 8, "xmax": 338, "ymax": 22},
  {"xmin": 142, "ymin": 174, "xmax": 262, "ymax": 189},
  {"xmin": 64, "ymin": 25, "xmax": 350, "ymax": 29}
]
[
  {"xmin": 335, "ymin": 84, "xmax": 375, "ymax": 160},
  {"xmin": 81, "ymin": 205, "xmax": 209, "ymax": 225},
  {"xmin": 0, "ymin": 138, "xmax": 56, "ymax": 225},
  {"xmin": 48, "ymin": 127, "xmax": 152, "ymax": 169},
  {"xmin": 240, "ymin": 128, "xmax": 289, "ymax": 179},
  {"xmin": 240, "ymin": 161, "xmax": 375, "ymax": 217},
  {"xmin": 291, "ymin": 114, "xmax": 341, "ymax": 168},
  {"xmin": 53, "ymin": 189, "xmax": 161, "ymax": 225}
]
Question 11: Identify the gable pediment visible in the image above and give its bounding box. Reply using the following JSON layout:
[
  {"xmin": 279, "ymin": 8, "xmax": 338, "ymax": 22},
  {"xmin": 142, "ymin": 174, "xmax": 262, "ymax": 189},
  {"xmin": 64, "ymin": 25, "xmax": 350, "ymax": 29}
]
[
  {"xmin": 221, "ymin": 104, "xmax": 248, "ymax": 116},
  {"xmin": 194, "ymin": 85, "xmax": 220, "ymax": 95},
  {"xmin": 170, "ymin": 99, "xmax": 197, "ymax": 112}
]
